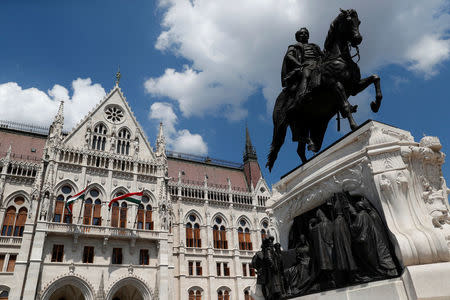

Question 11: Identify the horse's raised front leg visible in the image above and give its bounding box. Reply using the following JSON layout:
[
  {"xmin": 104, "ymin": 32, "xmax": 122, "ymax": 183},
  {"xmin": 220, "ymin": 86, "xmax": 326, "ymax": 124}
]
[
  {"xmin": 334, "ymin": 81, "xmax": 358, "ymax": 130},
  {"xmin": 297, "ymin": 140, "xmax": 307, "ymax": 164},
  {"xmin": 350, "ymin": 74, "xmax": 383, "ymax": 113}
]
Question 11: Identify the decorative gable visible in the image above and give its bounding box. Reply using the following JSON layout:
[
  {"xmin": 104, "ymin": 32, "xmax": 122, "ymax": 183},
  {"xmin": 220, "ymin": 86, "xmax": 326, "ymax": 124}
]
[{"xmin": 63, "ymin": 85, "xmax": 155, "ymax": 160}]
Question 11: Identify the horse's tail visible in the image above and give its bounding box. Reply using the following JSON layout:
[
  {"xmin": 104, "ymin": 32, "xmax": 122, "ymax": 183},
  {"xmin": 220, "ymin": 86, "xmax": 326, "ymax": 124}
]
[{"xmin": 266, "ymin": 90, "xmax": 289, "ymax": 172}]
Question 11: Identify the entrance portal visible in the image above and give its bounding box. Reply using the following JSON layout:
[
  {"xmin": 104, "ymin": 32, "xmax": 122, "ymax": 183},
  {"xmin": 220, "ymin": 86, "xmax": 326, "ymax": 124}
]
[
  {"xmin": 111, "ymin": 285, "xmax": 143, "ymax": 300},
  {"xmin": 49, "ymin": 285, "xmax": 85, "ymax": 300}
]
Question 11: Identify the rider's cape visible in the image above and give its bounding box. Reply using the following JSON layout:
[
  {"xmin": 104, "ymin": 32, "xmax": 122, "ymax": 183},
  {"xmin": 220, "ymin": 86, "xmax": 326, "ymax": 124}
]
[{"xmin": 281, "ymin": 43, "xmax": 302, "ymax": 88}]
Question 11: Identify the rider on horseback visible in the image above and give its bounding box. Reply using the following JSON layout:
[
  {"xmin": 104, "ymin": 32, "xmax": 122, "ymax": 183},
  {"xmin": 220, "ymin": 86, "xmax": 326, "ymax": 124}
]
[{"xmin": 281, "ymin": 27, "xmax": 323, "ymax": 116}]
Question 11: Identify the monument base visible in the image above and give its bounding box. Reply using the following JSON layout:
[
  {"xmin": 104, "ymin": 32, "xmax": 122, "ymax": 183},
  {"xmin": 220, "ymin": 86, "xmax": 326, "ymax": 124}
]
[{"xmin": 262, "ymin": 120, "xmax": 450, "ymax": 299}]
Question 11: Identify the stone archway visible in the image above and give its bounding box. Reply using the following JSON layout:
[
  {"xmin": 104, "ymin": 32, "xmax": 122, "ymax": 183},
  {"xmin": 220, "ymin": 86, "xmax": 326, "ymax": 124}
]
[
  {"xmin": 49, "ymin": 285, "xmax": 84, "ymax": 300},
  {"xmin": 41, "ymin": 276, "xmax": 94, "ymax": 300},
  {"xmin": 107, "ymin": 277, "xmax": 151, "ymax": 300}
]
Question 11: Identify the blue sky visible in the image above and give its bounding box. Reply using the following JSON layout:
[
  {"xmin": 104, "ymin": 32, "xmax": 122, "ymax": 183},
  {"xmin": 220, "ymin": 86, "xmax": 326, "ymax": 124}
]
[{"xmin": 1, "ymin": 0, "xmax": 450, "ymax": 187}]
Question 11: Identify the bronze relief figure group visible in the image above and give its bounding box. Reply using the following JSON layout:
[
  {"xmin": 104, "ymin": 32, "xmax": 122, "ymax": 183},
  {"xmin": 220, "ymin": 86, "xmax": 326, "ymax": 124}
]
[
  {"xmin": 267, "ymin": 9, "xmax": 383, "ymax": 171},
  {"xmin": 252, "ymin": 192, "xmax": 401, "ymax": 299}
]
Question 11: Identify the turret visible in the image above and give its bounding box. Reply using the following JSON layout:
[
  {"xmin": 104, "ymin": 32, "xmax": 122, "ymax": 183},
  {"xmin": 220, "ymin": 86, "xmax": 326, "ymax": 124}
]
[
  {"xmin": 243, "ymin": 126, "xmax": 262, "ymax": 191},
  {"xmin": 156, "ymin": 122, "xmax": 166, "ymax": 156}
]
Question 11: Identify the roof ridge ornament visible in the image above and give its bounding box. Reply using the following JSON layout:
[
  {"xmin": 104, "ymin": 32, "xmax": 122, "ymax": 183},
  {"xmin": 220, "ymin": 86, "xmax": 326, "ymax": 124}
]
[{"xmin": 115, "ymin": 65, "xmax": 121, "ymax": 86}]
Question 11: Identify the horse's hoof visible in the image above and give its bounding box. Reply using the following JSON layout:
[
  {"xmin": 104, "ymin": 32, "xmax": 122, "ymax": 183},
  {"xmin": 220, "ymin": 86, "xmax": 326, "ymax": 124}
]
[
  {"xmin": 350, "ymin": 123, "xmax": 358, "ymax": 131},
  {"xmin": 351, "ymin": 105, "xmax": 358, "ymax": 113},
  {"xmin": 370, "ymin": 101, "xmax": 379, "ymax": 113}
]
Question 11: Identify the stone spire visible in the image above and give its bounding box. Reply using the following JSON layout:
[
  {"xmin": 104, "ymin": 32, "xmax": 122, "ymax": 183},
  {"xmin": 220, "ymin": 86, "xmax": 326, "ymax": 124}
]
[
  {"xmin": 243, "ymin": 125, "xmax": 257, "ymax": 162},
  {"xmin": 54, "ymin": 100, "xmax": 64, "ymax": 126},
  {"xmin": 242, "ymin": 126, "xmax": 262, "ymax": 191},
  {"xmin": 156, "ymin": 122, "xmax": 166, "ymax": 156}
]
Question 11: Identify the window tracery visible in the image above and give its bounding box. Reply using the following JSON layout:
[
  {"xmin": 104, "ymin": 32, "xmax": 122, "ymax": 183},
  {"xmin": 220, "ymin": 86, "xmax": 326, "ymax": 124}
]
[
  {"xmin": 117, "ymin": 128, "xmax": 131, "ymax": 155},
  {"xmin": 91, "ymin": 123, "xmax": 108, "ymax": 151},
  {"xmin": 1, "ymin": 197, "xmax": 28, "ymax": 237},
  {"xmin": 186, "ymin": 214, "xmax": 201, "ymax": 248},
  {"xmin": 213, "ymin": 216, "xmax": 227, "ymax": 249},
  {"xmin": 54, "ymin": 186, "xmax": 72, "ymax": 224},
  {"xmin": 238, "ymin": 219, "xmax": 252, "ymax": 250}
]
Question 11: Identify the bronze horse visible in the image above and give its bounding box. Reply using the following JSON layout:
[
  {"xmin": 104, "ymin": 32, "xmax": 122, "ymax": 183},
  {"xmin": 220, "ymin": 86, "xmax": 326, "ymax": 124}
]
[{"xmin": 267, "ymin": 9, "xmax": 382, "ymax": 171}]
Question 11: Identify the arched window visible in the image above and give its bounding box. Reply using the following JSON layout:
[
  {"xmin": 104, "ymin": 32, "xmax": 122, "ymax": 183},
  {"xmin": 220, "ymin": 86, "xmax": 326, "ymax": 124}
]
[
  {"xmin": 238, "ymin": 219, "xmax": 252, "ymax": 250},
  {"xmin": 111, "ymin": 202, "xmax": 120, "ymax": 227},
  {"xmin": 188, "ymin": 288, "xmax": 202, "ymax": 300},
  {"xmin": 137, "ymin": 204, "xmax": 145, "ymax": 229},
  {"xmin": 217, "ymin": 289, "xmax": 230, "ymax": 300},
  {"xmin": 93, "ymin": 199, "xmax": 102, "ymax": 225},
  {"xmin": 146, "ymin": 204, "xmax": 153, "ymax": 230},
  {"xmin": 213, "ymin": 216, "xmax": 227, "ymax": 249},
  {"xmin": 2, "ymin": 196, "xmax": 29, "ymax": 237},
  {"xmin": 186, "ymin": 214, "xmax": 201, "ymax": 248},
  {"xmin": 0, "ymin": 289, "xmax": 9, "ymax": 300},
  {"xmin": 117, "ymin": 128, "xmax": 131, "ymax": 155},
  {"xmin": 54, "ymin": 185, "xmax": 73, "ymax": 224},
  {"xmin": 111, "ymin": 192, "xmax": 128, "ymax": 228},
  {"xmin": 1, "ymin": 207, "xmax": 16, "ymax": 236},
  {"xmin": 244, "ymin": 289, "xmax": 254, "ymax": 300},
  {"xmin": 137, "ymin": 195, "xmax": 153, "ymax": 230},
  {"xmin": 120, "ymin": 202, "xmax": 127, "ymax": 228},
  {"xmin": 261, "ymin": 220, "xmax": 269, "ymax": 240},
  {"xmin": 13, "ymin": 207, "xmax": 27, "ymax": 236},
  {"xmin": 83, "ymin": 189, "xmax": 101, "ymax": 225},
  {"xmin": 83, "ymin": 199, "xmax": 93, "ymax": 225},
  {"xmin": 92, "ymin": 123, "xmax": 107, "ymax": 151}
]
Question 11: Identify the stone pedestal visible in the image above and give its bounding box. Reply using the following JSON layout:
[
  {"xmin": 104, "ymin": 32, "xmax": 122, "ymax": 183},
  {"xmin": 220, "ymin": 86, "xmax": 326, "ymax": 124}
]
[{"xmin": 267, "ymin": 120, "xmax": 450, "ymax": 299}]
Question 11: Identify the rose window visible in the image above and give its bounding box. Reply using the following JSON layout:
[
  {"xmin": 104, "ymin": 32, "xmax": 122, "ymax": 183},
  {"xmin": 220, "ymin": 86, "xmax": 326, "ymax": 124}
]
[{"xmin": 105, "ymin": 106, "xmax": 124, "ymax": 123}]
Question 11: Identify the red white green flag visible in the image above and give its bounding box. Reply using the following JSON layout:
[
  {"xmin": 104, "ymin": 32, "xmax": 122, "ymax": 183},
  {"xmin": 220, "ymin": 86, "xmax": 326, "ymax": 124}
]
[
  {"xmin": 108, "ymin": 192, "xmax": 143, "ymax": 208},
  {"xmin": 65, "ymin": 187, "xmax": 88, "ymax": 208}
]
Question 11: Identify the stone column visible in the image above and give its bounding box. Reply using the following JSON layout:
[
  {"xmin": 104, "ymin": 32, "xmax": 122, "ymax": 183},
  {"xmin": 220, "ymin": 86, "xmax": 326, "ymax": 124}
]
[{"xmin": 157, "ymin": 236, "xmax": 169, "ymax": 300}]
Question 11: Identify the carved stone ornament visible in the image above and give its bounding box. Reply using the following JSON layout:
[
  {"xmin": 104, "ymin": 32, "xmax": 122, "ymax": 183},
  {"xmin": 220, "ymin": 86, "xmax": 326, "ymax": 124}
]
[{"xmin": 271, "ymin": 121, "xmax": 450, "ymax": 273}]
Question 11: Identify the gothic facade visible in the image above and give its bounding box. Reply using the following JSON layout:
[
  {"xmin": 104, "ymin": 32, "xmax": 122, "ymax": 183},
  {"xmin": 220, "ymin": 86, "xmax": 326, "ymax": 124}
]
[{"xmin": 0, "ymin": 83, "xmax": 270, "ymax": 300}]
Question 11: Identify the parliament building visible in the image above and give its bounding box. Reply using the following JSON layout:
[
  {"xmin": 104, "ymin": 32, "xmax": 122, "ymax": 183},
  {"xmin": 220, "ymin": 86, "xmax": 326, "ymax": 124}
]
[{"xmin": 0, "ymin": 82, "xmax": 271, "ymax": 300}]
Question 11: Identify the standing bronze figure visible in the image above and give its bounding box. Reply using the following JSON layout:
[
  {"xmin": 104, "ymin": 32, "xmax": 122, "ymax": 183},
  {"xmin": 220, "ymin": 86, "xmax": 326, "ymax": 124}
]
[{"xmin": 267, "ymin": 9, "xmax": 382, "ymax": 171}]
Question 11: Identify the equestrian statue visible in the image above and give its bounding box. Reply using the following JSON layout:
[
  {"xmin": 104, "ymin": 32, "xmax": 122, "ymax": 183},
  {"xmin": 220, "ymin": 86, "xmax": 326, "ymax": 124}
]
[{"xmin": 266, "ymin": 9, "xmax": 382, "ymax": 171}]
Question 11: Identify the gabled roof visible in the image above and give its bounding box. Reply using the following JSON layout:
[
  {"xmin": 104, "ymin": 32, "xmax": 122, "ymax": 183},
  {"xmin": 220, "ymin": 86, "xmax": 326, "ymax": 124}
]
[
  {"xmin": 63, "ymin": 84, "xmax": 155, "ymax": 159},
  {"xmin": 0, "ymin": 127, "xmax": 46, "ymax": 162},
  {"xmin": 167, "ymin": 156, "xmax": 250, "ymax": 192}
]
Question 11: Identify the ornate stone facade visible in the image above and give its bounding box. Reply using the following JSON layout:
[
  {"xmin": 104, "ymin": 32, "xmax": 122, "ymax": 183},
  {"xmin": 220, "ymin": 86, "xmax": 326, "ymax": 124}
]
[{"xmin": 0, "ymin": 83, "xmax": 270, "ymax": 300}]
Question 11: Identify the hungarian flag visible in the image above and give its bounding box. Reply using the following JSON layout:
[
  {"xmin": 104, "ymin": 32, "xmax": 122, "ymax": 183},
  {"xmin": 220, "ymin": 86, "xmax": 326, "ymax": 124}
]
[
  {"xmin": 108, "ymin": 192, "xmax": 143, "ymax": 208},
  {"xmin": 65, "ymin": 186, "xmax": 88, "ymax": 214}
]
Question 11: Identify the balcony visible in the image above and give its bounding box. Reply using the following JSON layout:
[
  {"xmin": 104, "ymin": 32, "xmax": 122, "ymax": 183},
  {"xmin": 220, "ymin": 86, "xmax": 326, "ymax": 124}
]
[
  {"xmin": 0, "ymin": 236, "xmax": 22, "ymax": 247},
  {"xmin": 44, "ymin": 222, "xmax": 165, "ymax": 240}
]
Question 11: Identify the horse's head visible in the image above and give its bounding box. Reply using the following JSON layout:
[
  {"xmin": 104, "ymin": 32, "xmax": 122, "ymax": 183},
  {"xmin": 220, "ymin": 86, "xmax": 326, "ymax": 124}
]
[{"xmin": 339, "ymin": 9, "xmax": 362, "ymax": 47}]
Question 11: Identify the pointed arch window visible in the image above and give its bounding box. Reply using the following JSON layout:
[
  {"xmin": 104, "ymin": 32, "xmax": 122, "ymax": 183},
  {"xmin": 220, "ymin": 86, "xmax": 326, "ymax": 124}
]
[
  {"xmin": 188, "ymin": 289, "xmax": 202, "ymax": 300},
  {"xmin": 244, "ymin": 289, "xmax": 254, "ymax": 300},
  {"xmin": 186, "ymin": 214, "xmax": 201, "ymax": 248},
  {"xmin": 117, "ymin": 128, "xmax": 131, "ymax": 155},
  {"xmin": 93, "ymin": 199, "xmax": 102, "ymax": 225},
  {"xmin": 213, "ymin": 217, "xmax": 227, "ymax": 249},
  {"xmin": 238, "ymin": 219, "xmax": 252, "ymax": 250},
  {"xmin": 261, "ymin": 220, "xmax": 268, "ymax": 240},
  {"xmin": 92, "ymin": 123, "xmax": 107, "ymax": 151},
  {"xmin": 1, "ymin": 207, "xmax": 16, "ymax": 236},
  {"xmin": 2, "ymin": 196, "xmax": 28, "ymax": 237},
  {"xmin": 54, "ymin": 185, "xmax": 73, "ymax": 224},
  {"xmin": 83, "ymin": 189, "xmax": 102, "ymax": 225},
  {"xmin": 111, "ymin": 202, "xmax": 120, "ymax": 227},
  {"xmin": 13, "ymin": 207, "xmax": 27, "ymax": 236},
  {"xmin": 218, "ymin": 289, "xmax": 230, "ymax": 300},
  {"xmin": 120, "ymin": 202, "xmax": 127, "ymax": 228}
]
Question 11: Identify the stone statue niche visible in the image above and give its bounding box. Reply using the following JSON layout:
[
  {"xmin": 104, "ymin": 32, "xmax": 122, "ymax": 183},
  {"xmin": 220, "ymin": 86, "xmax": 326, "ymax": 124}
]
[{"xmin": 252, "ymin": 192, "xmax": 402, "ymax": 299}]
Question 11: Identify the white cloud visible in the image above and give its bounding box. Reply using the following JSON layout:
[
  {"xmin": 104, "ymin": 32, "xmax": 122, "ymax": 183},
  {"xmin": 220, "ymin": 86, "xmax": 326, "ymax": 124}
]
[
  {"xmin": 149, "ymin": 102, "xmax": 208, "ymax": 155},
  {"xmin": 0, "ymin": 78, "xmax": 106, "ymax": 130},
  {"xmin": 146, "ymin": 0, "xmax": 450, "ymax": 120}
]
